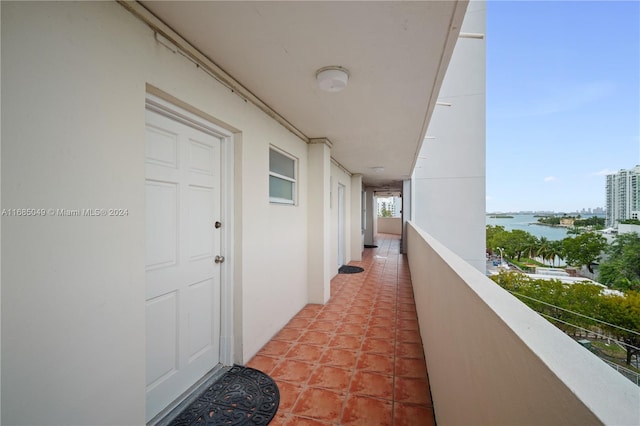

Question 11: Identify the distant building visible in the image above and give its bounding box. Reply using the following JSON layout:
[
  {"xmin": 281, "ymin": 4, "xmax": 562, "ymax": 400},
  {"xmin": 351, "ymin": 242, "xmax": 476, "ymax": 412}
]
[
  {"xmin": 560, "ymin": 217, "xmax": 574, "ymax": 227},
  {"xmin": 579, "ymin": 207, "xmax": 604, "ymax": 215},
  {"xmin": 605, "ymin": 165, "xmax": 640, "ymax": 227},
  {"xmin": 377, "ymin": 196, "xmax": 402, "ymax": 218}
]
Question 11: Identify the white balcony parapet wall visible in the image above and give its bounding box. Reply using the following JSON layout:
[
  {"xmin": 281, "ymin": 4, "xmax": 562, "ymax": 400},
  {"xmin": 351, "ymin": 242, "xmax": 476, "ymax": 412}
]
[
  {"xmin": 377, "ymin": 217, "xmax": 402, "ymax": 235},
  {"xmin": 406, "ymin": 221, "xmax": 639, "ymax": 426}
]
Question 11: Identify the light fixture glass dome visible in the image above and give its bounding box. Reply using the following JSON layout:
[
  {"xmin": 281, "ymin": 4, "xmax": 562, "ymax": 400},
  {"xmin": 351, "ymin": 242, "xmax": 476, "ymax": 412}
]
[{"xmin": 316, "ymin": 66, "xmax": 349, "ymax": 92}]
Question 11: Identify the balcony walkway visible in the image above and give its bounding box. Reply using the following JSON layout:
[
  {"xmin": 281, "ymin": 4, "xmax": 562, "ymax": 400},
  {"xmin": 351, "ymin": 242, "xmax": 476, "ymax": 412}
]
[{"xmin": 247, "ymin": 233, "xmax": 435, "ymax": 426}]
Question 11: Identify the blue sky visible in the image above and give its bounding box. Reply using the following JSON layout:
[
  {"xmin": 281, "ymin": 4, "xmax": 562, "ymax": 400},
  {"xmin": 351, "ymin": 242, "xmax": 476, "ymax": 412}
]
[{"xmin": 486, "ymin": 1, "xmax": 640, "ymax": 213}]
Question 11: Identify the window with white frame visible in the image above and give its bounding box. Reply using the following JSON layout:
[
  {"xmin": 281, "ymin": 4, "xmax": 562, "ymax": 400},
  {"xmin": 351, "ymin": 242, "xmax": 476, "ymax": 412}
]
[{"xmin": 269, "ymin": 147, "xmax": 297, "ymax": 204}]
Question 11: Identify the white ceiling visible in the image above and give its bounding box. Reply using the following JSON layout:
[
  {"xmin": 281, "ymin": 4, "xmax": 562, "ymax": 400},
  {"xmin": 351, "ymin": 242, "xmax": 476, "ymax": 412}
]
[{"xmin": 140, "ymin": 1, "xmax": 467, "ymax": 191}]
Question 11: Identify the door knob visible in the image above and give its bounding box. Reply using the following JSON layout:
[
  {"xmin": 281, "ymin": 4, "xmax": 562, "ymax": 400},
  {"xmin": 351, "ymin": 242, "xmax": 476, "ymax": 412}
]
[{"xmin": 215, "ymin": 255, "xmax": 225, "ymax": 264}]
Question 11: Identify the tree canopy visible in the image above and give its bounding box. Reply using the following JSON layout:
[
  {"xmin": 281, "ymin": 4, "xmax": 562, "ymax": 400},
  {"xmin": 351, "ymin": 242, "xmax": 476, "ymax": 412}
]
[
  {"xmin": 561, "ymin": 232, "xmax": 607, "ymax": 273},
  {"xmin": 492, "ymin": 272, "xmax": 640, "ymax": 365},
  {"xmin": 486, "ymin": 226, "xmax": 537, "ymax": 261},
  {"xmin": 598, "ymin": 232, "xmax": 640, "ymax": 291}
]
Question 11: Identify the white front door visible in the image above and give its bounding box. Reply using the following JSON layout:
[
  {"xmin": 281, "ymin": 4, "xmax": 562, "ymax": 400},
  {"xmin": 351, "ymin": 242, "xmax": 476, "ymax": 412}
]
[{"xmin": 145, "ymin": 107, "xmax": 222, "ymax": 422}]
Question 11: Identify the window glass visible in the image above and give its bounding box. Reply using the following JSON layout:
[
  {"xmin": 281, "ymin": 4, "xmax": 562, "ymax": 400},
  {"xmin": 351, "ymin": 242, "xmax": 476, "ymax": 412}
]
[
  {"xmin": 269, "ymin": 176, "xmax": 294, "ymax": 201},
  {"xmin": 269, "ymin": 147, "xmax": 296, "ymax": 204},
  {"xmin": 269, "ymin": 149, "xmax": 295, "ymax": 179}
]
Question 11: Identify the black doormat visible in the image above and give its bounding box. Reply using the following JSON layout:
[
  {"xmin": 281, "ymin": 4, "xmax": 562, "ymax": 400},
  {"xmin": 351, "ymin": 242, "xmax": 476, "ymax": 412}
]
[
  {"xmin": 339, "ymin": 265, "xmax": 365, "ymax": 274},
  {"xmin": 364, "ymin": 244, "xmax": 378, "ymax": 248},
  {"xmin": 169, "ymin": 365, "xmax": 279, "ymax": 426}
]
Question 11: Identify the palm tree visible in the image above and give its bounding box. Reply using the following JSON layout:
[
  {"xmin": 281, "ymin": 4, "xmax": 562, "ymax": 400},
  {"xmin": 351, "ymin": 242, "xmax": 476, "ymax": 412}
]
[
  {"xmin": 536, "ymin": 237, "xmax": 551, "ymax": 265},
  {"xmin": 547, "ymin": 240, "xmax": 563, "ymax": 267},
  {"xmin": 567, "ymin": 226, "xmax": 581, "ymax": 236},
  {"xmin": 523, "ymin": 237, "xmax": 540, "ymax": 261}
]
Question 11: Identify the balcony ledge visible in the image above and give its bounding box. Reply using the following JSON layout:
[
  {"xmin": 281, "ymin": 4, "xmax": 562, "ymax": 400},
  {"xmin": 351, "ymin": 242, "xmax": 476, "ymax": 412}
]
[{"xmin": 407, "ymin": 220, "xmax": 639, "ymax": 426}]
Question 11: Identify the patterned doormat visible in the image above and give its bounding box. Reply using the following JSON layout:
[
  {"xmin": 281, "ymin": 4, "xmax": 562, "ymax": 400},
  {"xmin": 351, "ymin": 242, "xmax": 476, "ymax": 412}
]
[
  {"xmin": 338, "ymin": 265, "xmax": 365, "ymax": 274},
  {"xmin": 169, "ymin": 365, "xmax": 279, "ymax": 426}
]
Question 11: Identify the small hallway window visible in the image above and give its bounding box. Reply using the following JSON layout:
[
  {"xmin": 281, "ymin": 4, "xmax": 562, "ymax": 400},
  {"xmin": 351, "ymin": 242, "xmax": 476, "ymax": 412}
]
[{"xmin": 269, "ymin": 147, "xmax": 297, "ymax": 204}]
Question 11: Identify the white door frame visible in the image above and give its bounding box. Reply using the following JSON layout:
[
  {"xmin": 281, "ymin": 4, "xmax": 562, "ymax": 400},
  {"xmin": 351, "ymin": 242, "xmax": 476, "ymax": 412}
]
[{"xmin": 145, "ymin": 93, "xmax": 235, "ymax": 366}]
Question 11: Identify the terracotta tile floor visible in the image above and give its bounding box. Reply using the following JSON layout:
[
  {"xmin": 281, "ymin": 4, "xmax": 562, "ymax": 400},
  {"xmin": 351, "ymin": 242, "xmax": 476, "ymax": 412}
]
[{"xmin": 247, "ymin": 234, "xmax": 435, "ymax": 426}]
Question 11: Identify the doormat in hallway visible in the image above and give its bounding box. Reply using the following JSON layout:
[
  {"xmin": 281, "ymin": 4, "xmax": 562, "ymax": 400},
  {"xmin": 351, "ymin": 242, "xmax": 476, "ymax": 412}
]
[
  {"xmin": 364, "ymin": 244, "xmax": 378, "ymax": 248},
  {"xmin": 169, "ymin": 365, "xmax": 279, "ymax": 426},
  {"xmin": 339, "ymin": 265, "xmax": 365, "ymax": 274}
]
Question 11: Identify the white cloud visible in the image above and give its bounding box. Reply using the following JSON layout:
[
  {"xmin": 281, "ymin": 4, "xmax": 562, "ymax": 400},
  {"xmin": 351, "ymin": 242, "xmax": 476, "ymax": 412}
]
[{"xmin": 544, "ymin": 176, "xmax": 557, "ymax": 183}]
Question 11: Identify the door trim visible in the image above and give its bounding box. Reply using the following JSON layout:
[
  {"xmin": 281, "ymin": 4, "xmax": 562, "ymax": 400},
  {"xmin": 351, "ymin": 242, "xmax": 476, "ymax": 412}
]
[{"xmin": 145, "ymin": 93, "xmax": 236, "ymax": 367}]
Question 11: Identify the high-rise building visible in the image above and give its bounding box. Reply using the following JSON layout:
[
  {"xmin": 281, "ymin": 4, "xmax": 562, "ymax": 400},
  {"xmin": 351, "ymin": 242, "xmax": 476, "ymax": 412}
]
[
  {"xmin": 377, "ymin": 196, "xmax": 402, "ymax": 218},
  {"xmin": 605, "ymin": 165, "xmax": 640, "ymax": 227}
]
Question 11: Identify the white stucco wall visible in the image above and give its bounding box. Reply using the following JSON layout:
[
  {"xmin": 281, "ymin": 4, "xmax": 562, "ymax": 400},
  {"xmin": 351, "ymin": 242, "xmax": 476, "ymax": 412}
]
[
  {"xmin": 407, "ymin": 222, "xmax": 639, "ymax": 426},
  {"xmin": 412, "ymin": 0, "xmax": 486, "ymax": 272},
  {"xmin": 2, "ymin": 2, "xmax": 309, "ymax": 424},
  {"xmin": 377, "ymin": 217, "xmax": 402, "ymax": 235},
  {"xmin": 618, "ymin": 223, "xmax": 640, "ymax": 235}
]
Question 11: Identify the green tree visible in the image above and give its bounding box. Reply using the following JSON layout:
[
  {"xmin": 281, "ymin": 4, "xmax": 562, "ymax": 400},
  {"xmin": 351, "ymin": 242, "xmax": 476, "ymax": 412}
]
[
  {"xmin": 547, "ymin": 240, "xmax": 564, "ymax": 267},
  {"xmin": 492, "ymin": 272, "xmax": 640, "ymax": 365},
  {"xmin": 379, "ymin": 202, "xmax": 392, "ymax": 217},
  {"xmin": 561, "ymin": 232, "xmax": 606, "ymax": 274},
  {"xmin": 534, "ymin": 238, "xmax": 563, "ymax": 267},
  {"xmin": 509, "ymin": 229, "xmax": 538, "ymax": 261},
  {"xmin": 486, "ymin": 225, "xmax": 506, "ymax": 252},
  {"xmin": 538, "ymin": 216, "xmax": 561, "ymax": 225},
  {"xmin": 490, "ymin": 228, "xmax": 516, "ymax": 258},
  {"xmin": 598, "ymin": 232, "xmax": 640, "ymax": 291},
  {"xmin": 574, "ymin": 216, "xmax": 605, "ymax": 229},
  {"xmin": 486, "ymin": 227, "xmax": 541, "ymax": 262},
  {"xmin": 566, "ymin": 226, "xmax": 582, "ymax": 236},
  {"xmin": 536, "ymin": 237, "xmax": 551, "ymax": 265},
  {"xmin": 523, "ymin": 236, "xmax": 541, "ymax": 260},
  {"xmin": 599, "ymin": 291, "xmax": 640, "ymax": 365}
]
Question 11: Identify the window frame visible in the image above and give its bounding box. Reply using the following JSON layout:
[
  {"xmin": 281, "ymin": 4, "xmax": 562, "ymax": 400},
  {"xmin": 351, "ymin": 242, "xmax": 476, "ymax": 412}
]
[{"xmin": 269, "ymin": 146, "xmax": 298, "ymax": 205}]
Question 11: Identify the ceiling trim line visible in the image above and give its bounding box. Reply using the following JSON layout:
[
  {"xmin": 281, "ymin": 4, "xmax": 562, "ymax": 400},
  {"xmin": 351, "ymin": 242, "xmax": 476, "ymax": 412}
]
[
  {"xmin": 331, "ymin": 158, "xmax": 353, "ymax": 178},
  {"xmin": 117, "ymin": 1, "xmax": 310, "ymax": 144},
  {"xmin": 308, "ymin": 138, "xmax": 334, "ymax": 149}
]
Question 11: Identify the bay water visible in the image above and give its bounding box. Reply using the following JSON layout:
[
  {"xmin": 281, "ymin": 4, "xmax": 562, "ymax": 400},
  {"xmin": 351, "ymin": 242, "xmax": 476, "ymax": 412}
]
[{"xmin": 486, "ymin": 214, "xmax": 569, "ymax": 241}]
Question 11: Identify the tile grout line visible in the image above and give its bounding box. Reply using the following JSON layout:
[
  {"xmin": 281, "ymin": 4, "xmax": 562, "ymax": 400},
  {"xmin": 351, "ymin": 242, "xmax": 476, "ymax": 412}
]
[{"xmin": 249, "ymin": 234, "xmax": 431, "ymax": 425}]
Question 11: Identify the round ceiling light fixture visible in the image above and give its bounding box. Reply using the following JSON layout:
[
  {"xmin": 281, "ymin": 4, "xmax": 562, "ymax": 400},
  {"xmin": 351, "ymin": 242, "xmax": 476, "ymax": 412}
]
[{"xmin": 316, "ymin": 66, "xmax": 349, "ymax": 92}]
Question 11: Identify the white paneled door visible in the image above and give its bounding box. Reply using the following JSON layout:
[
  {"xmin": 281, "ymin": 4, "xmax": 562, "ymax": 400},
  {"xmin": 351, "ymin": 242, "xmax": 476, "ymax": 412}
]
[{"xmin": 145, "ymin": 107, "xmax": 222, "ymax": 422}]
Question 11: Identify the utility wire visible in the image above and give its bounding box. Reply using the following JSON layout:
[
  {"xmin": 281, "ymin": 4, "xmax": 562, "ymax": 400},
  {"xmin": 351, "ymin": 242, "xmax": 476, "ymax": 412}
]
[
  {"xmin": 508, "ymin": 290, "xmax": 640, "ymax": 336},
  {"xmin": 539, "ymin": 313, "xmax": 640, "ymax": 353}
]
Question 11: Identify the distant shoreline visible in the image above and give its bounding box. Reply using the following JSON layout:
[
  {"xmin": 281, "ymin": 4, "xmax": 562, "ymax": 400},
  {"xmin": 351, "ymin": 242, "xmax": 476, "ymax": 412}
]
[
  {"xmin": 485, "ymin": 214, "xmax": 571, "ymax": 241},
  {"xmin": 530, "ymin": 222, "xmax": 570, "ymax": 228},
  {"xmin": 487, "ymin": 212, "xmax": 605, "ymax": 217},
  {"xmin": 488, "ymin": 214, "xmax": 514, "ymax": 218}
]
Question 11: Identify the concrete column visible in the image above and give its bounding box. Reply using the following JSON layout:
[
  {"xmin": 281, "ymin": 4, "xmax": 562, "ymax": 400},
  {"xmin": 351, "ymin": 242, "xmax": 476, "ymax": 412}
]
[
  {"xmin": 363, "ymin": 187, "xmax": 375, "ymax": 245},
  {"xmin": 401, "ymin": 179, "xmax": 412, "ymax": 254},
  {"xmin": 350, "ymin": 174, "xmax": 363, "ymax": 261},
  {"xmin": 307, "ymin": 139, "xmax": 332, "ymax": 304}
]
